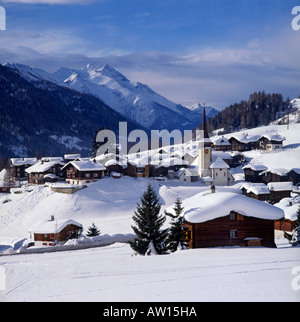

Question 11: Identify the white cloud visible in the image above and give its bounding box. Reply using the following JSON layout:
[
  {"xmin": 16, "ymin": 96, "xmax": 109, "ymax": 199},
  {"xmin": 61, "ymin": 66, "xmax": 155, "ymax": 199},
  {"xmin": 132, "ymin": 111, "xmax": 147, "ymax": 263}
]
[{"xmin": 0, "ymin": 26, "xmax": 299, "ymax": 109}]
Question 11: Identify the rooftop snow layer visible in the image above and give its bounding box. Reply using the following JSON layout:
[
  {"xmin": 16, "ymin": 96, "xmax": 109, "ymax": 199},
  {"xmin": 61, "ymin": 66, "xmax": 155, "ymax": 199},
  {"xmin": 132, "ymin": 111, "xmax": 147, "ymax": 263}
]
[{"xmin": 167, "ymin": 192, "xmax": 284, "ymax": 223}]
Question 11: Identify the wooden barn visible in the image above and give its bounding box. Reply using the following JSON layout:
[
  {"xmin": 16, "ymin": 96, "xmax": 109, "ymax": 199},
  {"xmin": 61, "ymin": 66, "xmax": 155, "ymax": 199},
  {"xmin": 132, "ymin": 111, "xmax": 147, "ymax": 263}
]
[
  {"xmin": 29, "ymin": 217, "xmax": 83, "ymax": 247},
  {"xmin": 166, "ymin": 192, "xmax": 284, "ymax": 248}
]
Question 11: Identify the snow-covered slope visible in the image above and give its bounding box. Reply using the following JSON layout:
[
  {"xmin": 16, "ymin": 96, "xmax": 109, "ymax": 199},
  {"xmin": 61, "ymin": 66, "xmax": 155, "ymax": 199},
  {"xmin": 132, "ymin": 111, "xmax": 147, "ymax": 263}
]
[
  {"xmin": 2, "ymin": 63, "xmax": 63, "ymax": 87},
  {"xmin": 53, "ymin": 64, "xmax": 207, "ymax": 130},
  {"xmin": 186, "ymin": 102, "xmax": 219, "ymax": 119}
]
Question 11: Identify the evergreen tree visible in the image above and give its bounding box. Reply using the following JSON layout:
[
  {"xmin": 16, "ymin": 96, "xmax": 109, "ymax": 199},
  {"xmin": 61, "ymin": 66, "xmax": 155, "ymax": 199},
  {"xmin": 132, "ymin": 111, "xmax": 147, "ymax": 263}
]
[
  {"xmin": 86, "ymin": 222, "xmax": 101, "ymax": 237},
  {"xmin": 91, "ymin": 129, "xmax": 99, "ymax": 159},
  {"xmin": 165, "ymin": 197, "xmax": 189, "ymax": 252},
  {"xmin": 290, "ymin": 205, "xmax": 300, "ymax": 246},
  {"xmin": 130, "ymin": 184, "xmax": 168, "ymax": 255},
  {"xmin": 267, "ymin": 187, "xmax": 277, "ymax": 205}
]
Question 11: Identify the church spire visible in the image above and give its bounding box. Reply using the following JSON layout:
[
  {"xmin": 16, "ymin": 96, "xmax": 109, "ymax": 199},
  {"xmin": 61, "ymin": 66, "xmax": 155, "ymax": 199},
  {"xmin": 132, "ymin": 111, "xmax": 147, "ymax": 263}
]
[
  {"xmin": 201, "ymin": 107, "xmax": 209, "ymax": 139},
  {"xmin": 201, "ymin": 107, "xmax": 213, "ymax": 148}
]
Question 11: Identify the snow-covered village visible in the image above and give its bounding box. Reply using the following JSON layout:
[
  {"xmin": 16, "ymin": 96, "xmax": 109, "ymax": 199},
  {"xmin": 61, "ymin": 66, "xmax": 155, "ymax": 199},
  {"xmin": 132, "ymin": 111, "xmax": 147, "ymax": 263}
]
[{"xmin": 1, "ymin": 0, "xmax": 300, "ymax": 304}]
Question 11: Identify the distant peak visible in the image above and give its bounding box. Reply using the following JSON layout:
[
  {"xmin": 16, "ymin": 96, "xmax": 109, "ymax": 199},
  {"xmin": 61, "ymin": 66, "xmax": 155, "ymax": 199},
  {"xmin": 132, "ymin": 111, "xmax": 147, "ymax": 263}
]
[{"xmin": 82, "ymin": 63, "xmax": 130, "ymax": 83}]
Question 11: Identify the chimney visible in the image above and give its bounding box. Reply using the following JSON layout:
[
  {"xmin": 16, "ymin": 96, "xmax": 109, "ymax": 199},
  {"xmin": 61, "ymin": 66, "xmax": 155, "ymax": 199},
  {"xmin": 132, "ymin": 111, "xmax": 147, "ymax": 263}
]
[
  {"xmin": 50, "ymin": 215, "xmax": 55, "ymax": 221},
  {"xmin": 211, "ymin": 184, "xmax": 216, "ymax": 194}
]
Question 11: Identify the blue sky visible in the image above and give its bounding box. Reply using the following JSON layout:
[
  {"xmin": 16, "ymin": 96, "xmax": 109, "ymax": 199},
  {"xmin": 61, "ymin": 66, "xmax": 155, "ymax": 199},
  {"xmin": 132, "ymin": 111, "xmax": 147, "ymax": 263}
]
[{"xmin": 0, "ymin": 0, "xmax": 300, "ymax": 109}]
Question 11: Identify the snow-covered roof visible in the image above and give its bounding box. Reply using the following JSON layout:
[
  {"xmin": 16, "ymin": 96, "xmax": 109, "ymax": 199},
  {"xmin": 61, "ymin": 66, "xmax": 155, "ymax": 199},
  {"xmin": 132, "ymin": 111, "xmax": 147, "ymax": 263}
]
[
  {"xmin": 229, "ymin": 133, "xmax": 260, "ymax": 143},
  {"xmin": 243, "ymin": 164, "xmax": 268, "ymax": 171},
  {"xmin": 10, "ymin": 158, "xmax": 37, "ymax": 166},
  {"xmin": 150, "ymin": 157, "xmax": 189, "ymax": 168},
  {"xmin": 64, "ymin": 154, "xmax": 81, "ymax": 160},
  {"xmin": 62, "ymin": 160, "xmax": 106, "ymax": 172},
  {"xmin": 41, "ymin": 157, "xmax": 64, "ymax": 162},
  {"xmin": 167, "ymin": 192, "xmax": 284, "ymax": 224},
  {"xmin": 209, "ymin": 157, "xmax": 229, "ymax": 169},
  {"xmin": 25, "ymin": 160, "xmax": 65, "ymax": 174},
  {"xmin": 105, "ymin": 159, "xmax": 124, "ymax": 167},
  {"xmin": 275, "ymin": 199, "xmax": 299, "ymax": 221},
  {"xmin": 260, "ymin": 168, "xmax": 289, "ymax": 176},
  {"xmin": 213, "ymin": 136, "xmax": 231, "ymax": 146},
  {"xmin": 241, "ymin": 182, "xmax": 270, "ymax": 195},
  {"xmin": 176, "ymin": 168, "xmax": 193, "ymax": 178},
  {"xmin": 212, "ymin": 151, "xmax": 233, "ymax": 160},
  {"xmin": 29, "ymin": 219, "xmax": 83, "ymax": 234},
  {"xmin": 259, "ymin": 133, "xmax": 286, "ymax": 142},
  {"xmin": 267, "ymin": 182, "xmax": 293, "ymax": 191}
]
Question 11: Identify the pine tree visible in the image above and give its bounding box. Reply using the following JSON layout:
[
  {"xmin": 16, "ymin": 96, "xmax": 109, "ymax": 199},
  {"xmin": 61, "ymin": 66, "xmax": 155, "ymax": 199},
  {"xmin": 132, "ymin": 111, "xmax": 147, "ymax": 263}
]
[
  {"xmin": 165, "ymin": 197, "xmax": 189, "ymax": 252},
  {"xmin": 291, "ymin": 205, "xmax": 300, "ymax": 246},
  {"xmin": 86, "ymin": 222, "xmax": 101, "ymax": 237},
  {"xmin": 129, "ymin": 184, "xmax": 168, "ymax": 255},
  {"xmin": 267, "ymin": 187, "xmax": 277, "ymax": 205}
]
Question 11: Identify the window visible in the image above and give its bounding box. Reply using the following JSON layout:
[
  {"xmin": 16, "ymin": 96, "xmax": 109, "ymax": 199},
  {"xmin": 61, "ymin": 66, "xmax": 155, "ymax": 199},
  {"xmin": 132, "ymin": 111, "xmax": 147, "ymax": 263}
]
[
  {"xmin": 85, "ymin": 173, "xmax": 90, "ymax": 178},
  {"xmin": 93, "ymin": 173, "xmax": 98, "ymax": 177},
  {"xmin": 230, "ymin": 229, "xmax": 238, "ymax": 239},
  {"xmin": 230, "ymin": 211, "xmax": 236, "ymax": 220},
  {"xmin": 50, "ymin": 234, "xmax": 55, "ymax": 239}
]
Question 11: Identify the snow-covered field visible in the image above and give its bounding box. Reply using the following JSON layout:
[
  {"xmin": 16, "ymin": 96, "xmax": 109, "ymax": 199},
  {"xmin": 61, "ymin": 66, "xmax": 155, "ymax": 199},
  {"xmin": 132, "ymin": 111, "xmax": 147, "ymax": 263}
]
[
  {"xmin": 0, "ymin": 121, "xmax": 300, "ymax": 302},
  {"xmin": 1, "ymin": 240, "xmax": 299, "ymax": 302}
]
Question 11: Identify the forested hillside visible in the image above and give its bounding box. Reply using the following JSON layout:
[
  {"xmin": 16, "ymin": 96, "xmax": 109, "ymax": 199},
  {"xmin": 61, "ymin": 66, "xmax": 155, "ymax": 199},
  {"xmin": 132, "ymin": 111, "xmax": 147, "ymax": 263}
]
[{"xmin": 208, "ymin": 91, "xmax": 291, "ymax": 134}]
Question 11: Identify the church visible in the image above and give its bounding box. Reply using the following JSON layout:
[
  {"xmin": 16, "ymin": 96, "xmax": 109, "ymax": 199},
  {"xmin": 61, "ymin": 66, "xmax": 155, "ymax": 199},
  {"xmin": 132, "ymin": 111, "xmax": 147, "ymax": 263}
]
[{"xmin": 197, "ymin": 108, "xmax": 234, "ymax": 186}]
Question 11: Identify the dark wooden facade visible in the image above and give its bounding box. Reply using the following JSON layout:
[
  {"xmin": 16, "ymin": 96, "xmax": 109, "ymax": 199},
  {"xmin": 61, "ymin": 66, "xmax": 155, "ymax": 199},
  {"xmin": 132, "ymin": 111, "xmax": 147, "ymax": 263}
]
[
  {"xmin": 33, "ymin": 224, "xmax": 82, "ymax": 246},
  {"xmin": 241, "ymin": 188, "xmax": 270, "ymax": 201},
  {"xmin": 287, "ymin": 169, "xmax": 300, "ymax": 185},
  {"xmin": 229, "ymin": 138, "xmax": 257, "ymax": 152},
  {"xmin": 12, "ymin": 164, "xmax": 28, "ymax": 181},
  {"xmin": 65, "ymin": 163, "xmax": 103, "ymax": 183},
  {"xmin": 28, "ymin": 163, "xmax": 65, "ymax": 185},
  {"xmin": 260, "ymin": 171, "xmax": 290, "ymax": 184},
  {"xmin": 184, "ymin": 212, "xmax": 276, "ymax": 248},
  {"xmin": 244, "ymin": 168, "xmax": 264, "ymax": 183},
  {"xmin": 274, "ymin": 219, "xmax": 296, "ymax": 232}
]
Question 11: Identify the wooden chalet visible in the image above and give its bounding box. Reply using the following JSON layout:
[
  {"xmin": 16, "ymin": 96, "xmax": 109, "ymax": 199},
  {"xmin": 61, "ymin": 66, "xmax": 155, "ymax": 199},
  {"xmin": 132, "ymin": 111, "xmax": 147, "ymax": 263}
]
[
  {"xmin": 240, "ymin": 183, "xmax": 270, "ymax": 201},
  {"xmin": 228, "ymin": 134, "xmax": 259, "ymax": 152},
  {"xmin": 62, "ymin": 159, "xmax": 106, "ymax": 185},
  {"xmin": 213, "ymin": 136, "xmax": 231, "ymax": 151},
  {"xmin": 267, "ymin": 182, "xmax": 293, "ymax": 203},
  {"xmin": 10, "ymin": 158, "xmax": 37, "ymax": 181},
  {"xmin": 260, "ymin": 168, "xmax": 290, "ymax": 184},
  {"xmin": 287, "ymin": 168, "xmax": 300, "ymax": 185},
  {"xmin": 104, "ymin": 159, "xmax": 124, "ymax": 176},
  {"xmin": 26, "ymin": 158, "xmax": 65, "ymax": 185},
  {"xmin": 150, "ymin": 157, "xmax": 189, "ymax": 178},
  {"xmin": 257, "ymin": 133, "xmax": 285, "ymax": 151},
  {"xmin": 166, "ymin": 192, "xmax": 284, "ymax": 248},
  {"xmin": 274, "ymin": 201, "xmax": 299, "ymax": 233},
  {"xmin": 29, "ymin": 217, "xmax": 83, "ymax": 247},
  {"xmin": 243, "ymin": 164, "xmax": 268, "ymax": 183}
]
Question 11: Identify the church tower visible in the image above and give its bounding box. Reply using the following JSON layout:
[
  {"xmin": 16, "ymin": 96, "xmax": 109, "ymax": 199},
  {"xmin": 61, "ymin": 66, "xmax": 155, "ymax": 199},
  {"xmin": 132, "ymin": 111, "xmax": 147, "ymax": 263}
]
[{"xmin": 198, "ymin": 107, "xmax": 213, "ymax": 178}]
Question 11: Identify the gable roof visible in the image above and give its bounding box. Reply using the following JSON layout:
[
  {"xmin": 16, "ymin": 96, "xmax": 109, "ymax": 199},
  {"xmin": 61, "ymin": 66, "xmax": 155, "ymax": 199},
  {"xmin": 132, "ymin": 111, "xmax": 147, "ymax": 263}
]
[
  {"xmin": 173, "ymin": 192, "xmax": 284, "ymax": 223},
  {"xmin": 267, "ymin": 182, "xmax": 293, "ymax": 191},
  {"xmin": 25, "ymin": 160, "xmax": 65, "ymax": 174},
  {"xmin": 29, "ymin": 219, "xmax": 83, "ymax": 234},
  {"xmin": 209, "ymin": 157, "xmax": 229, "ymax": 169},
  {"xmin": 62, "ymin": 159, "xmax": 106, "ymax": 172}
]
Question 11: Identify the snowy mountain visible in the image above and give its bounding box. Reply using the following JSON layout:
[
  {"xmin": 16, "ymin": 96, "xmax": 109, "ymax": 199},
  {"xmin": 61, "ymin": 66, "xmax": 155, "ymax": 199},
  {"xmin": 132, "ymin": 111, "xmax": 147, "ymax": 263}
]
[
  {"xmin": 0, "ymin": 64, "xmax": 144, "ymax": 159},
  {"xmin": 186, "ymin": 102, "xmax": 219, "ymax": 121},
  {"xmin": 53, "ymin": 63, "xmax": 214, "ymax": 131}
]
